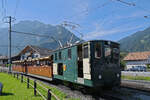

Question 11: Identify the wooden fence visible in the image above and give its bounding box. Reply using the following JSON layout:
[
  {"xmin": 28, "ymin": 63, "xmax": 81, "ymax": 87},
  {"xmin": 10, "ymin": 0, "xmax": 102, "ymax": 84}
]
[
  {"xmin": 13, "ymin": 72, "xmax": 60, "ymax": 100},
  {"xmin": 0, "ymin": 67, "xmax": 60, "ymax": 100}
]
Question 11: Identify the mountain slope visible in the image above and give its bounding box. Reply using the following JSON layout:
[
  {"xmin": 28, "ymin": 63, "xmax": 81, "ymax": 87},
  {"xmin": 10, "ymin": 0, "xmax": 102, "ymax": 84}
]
[
  {"xmin": 0, "ymin": 20, "xmax": 80, "ymax": 55},
  {"xmin": 119, "ymin": 27, "xmax": 150, "ymax": 52}
]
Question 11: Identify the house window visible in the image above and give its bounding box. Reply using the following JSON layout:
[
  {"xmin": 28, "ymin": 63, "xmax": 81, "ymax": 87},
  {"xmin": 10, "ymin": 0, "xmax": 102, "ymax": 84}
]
[
  {"xmin": 95, "ymin": 43, "xmax": 101, "ymax": 58},
  {"xmin": 55, "ymin": 53, "xmax": 57, "ymax": 60},
  {"xmin": 59, "ymin": 52, "xmax": 62, "ymax": 60},
  {"xmin": 35, "ymin": 55, "xmax": 39, "ymax": 58},
  {"xmin": 83, "ymin": 44, "xmax": 88, "ymax": 58},
  {"xmin": 68, "ymin": 49, "xmax": 72, "ymax": 59}
]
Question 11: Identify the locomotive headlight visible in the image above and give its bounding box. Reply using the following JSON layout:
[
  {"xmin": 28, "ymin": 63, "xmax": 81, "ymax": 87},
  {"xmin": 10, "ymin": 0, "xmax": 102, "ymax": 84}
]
[
  {"xmin": 117, "ymin": 74, "xmax": 120, "ymax": 78},
  {"xmin": 99, "ymin": 75, "xmax": 102, "ymax": 79}
]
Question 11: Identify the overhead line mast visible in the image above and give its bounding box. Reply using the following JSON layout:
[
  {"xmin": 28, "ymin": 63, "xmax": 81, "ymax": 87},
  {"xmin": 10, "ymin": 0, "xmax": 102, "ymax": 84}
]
[{"xmin": 3, "ymin": 16, "xmax": 15, "ymax": 73}]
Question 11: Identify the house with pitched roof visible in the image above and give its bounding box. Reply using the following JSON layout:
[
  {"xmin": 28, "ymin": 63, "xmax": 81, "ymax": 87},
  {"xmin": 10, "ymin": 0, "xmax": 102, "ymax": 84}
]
[
  {"xmin": 123, "ymin": 51, "xmax": 150, "ymax": 69},
  {"xmin": 18, "ymin": 45, "xmax": 52, "ymax": 60},
  {"xmin": 0, "ymin": 56, "xmax": 8, "ymax": 66}
]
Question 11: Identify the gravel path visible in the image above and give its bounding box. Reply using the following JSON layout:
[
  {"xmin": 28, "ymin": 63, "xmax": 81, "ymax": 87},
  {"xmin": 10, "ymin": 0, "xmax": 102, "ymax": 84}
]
[{"xmin": 41, "ymin": 81, "xmax": 105, "ymax": 100}]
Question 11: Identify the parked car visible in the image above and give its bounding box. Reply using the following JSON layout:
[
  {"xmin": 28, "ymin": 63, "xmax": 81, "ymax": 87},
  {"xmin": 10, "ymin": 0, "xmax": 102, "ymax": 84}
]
[
  {"xmin": 137, "ymin": 66, "xmax": 147, "ymax": 72},
  {"xmin": 127, "ymin": 66, "xmax": 147, "ymax": 72}
]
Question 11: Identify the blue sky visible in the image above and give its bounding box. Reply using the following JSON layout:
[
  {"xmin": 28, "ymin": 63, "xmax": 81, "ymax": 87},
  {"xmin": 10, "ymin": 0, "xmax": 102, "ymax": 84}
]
[{"xmin": 1, "ymin": 0, "xmax": 150, "ymax": 41}]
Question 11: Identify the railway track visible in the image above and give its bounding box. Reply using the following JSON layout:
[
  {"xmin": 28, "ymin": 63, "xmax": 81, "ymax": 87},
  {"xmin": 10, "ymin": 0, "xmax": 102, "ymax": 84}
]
[
  {"xmin": 121, "ymin": 79, "xmax": 150, "ymax": 92},
  {"xmin": 1, "ymin": 69, "xmax": 150, "ymax": 100},
  {"xmin": 24, "ymin": 73, "xmax": 123, "ymax": 100},
  {"xmin": 23, "ymin": 73, "xmax": 150, "ymax": 100}
]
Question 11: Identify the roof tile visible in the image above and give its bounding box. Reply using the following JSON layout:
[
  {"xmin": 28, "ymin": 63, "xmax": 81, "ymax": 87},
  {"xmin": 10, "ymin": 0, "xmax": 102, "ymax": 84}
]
[{"xmin": 124, "ymin": 51, "xmax": 150, "ymax": 61}]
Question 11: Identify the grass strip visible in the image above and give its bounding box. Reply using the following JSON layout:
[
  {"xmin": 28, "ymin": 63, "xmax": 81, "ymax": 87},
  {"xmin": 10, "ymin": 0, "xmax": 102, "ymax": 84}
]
[
  {"xmin": 0, "ymin": 72, "xmax": 80, "ymax": 100},
  {"xmin": 122, "ymin": 75, "xmax": 150, "ymax": 81},
  {"xmin": 0, "ymin": 72, "xmax": 43, "ymax": 100}
]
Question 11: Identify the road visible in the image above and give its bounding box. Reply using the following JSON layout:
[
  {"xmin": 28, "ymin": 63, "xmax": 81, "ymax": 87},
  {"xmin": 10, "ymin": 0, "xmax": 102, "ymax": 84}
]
[{"xmin": 122, "ymin": 71, "xmax": 150, "ymax": 77}]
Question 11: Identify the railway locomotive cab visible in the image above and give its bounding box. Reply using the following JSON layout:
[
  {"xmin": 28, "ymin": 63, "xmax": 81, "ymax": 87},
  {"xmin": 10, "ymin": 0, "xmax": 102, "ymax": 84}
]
[{"xmin": 53, "ymin": 40, "xmax": 121, "ymax": 88}]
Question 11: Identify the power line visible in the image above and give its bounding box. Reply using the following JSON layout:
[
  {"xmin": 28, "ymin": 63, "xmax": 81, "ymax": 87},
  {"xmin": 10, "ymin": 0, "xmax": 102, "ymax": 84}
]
[
  {"xmin": 1, "ymin": 0, "xmax": 7, "ymax": 21},
  {"xmin": 63, "ymin": 0, "xmax": 112, "ymax": 21},
  {"xmin": 1, "ymin": 0, "xmax": 4, "ymax": 17},
  {"xmin": 4, "ymin": 0, "xmax": 7, "ymax": 16},
  {"xmin": 0, "ymin": 45, "xmax": 25, "ymax": 47},
  {"xmin": 112, "ymin": 0, "xmax": 150, "ymax": 19},
  {"xmin": 112, "ymin": 0, "xmax": 135, "ymax": 6},
  {"xmin": 11, "ymin": 30, "xmax": 52, "ymax": 38},
  {"xmin": 14, "ymin": 0, "xmax": 20, "ymax": 18},
  {"xmin": 11, "ymin": 30, "xmax": 63, "ymax": 48},
  {"xmin": 60, "ymin": 1, "xmax": 112, "ymax": 42}
]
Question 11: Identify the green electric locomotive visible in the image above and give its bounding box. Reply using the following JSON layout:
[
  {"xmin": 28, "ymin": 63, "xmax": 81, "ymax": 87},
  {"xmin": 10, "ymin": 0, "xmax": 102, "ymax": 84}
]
[{"xmin": 52, "ymin": 40, "xmax": 121, "ymax": 88}]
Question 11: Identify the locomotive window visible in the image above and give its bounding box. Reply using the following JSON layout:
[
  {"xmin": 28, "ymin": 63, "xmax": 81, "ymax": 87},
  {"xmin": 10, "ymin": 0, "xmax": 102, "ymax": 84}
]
[
  {"xmin": 55, "ymin": 53, "xmax": 57, "ymax": 60},
  {"xmin": 59, "ymin": 52, "xmax": 62, "ymax": 60},
  {"xmin": 113, "ymin": 48, "xmax": 119, "ymax": 59},
  {"xmin": 105, "ymin": 46, "xmax": 111, "ymax": 57},
  {"xmin": 68, "ymin": 49, "xmax": 72, "ymax": 59},
  {"xmin": 95, "ymin": 43, "xmax": 101, "ymax": 58},
  {"xmin": 83, "ymin": 45, "xmax": 88, "ymax": 58}
]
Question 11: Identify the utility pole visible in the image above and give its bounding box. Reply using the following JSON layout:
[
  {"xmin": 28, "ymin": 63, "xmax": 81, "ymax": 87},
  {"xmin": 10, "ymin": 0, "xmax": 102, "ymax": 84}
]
[
  {"xmin": 8, "ymin": 16, "xmax": 12, "ymax": 73},
  {"xmin": 3, "ymin": 16, "xmax": 15, "ymax": 73}
]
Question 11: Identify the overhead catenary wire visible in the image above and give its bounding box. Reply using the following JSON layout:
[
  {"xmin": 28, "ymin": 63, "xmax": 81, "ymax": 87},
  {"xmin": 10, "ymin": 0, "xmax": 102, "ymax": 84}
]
[
  {"xmin": 63, "ymin": 0, "xmax": 112, "ymax": 21},
  {"xmin": 4, "ymin": 0, "xmax": 7, "ymax": 17},
  {"xmin": 11, "ymin": 30, "xmax": 55, "ymax": 38},
  {"xmin": 0, "ymin": 45, "xmax": 25, "ymax": 47},
  {"xmin": 1, "ymin": 0, "xmax": 5, "ymax": 17},
  {"xmin": 60, "ymin": 0, "xmax": 113, "ymax": 43},
  {"xmin": 1, "ymin": 0, "xmax": 7, "ymax": 18},
  {"xmin": 112, "ymin": 0, "xmax": 150, "ymax": 18},
  {"xmin": 111, "ymin": 0, "xmax": 135, "ymax": 6},
  {"xmin": 14, "ymin": 0, "xmax": 20, "ymax": 18},
  {"xmin": 11, "ymin": 30, "xmax": 63, "ymax": 48}
]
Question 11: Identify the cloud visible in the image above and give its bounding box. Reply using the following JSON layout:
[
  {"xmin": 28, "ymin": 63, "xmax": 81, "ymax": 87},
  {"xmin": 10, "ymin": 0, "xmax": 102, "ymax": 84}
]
[
  {"xmin": 83, "ymin": 23, "xmax": 143, "ymax": 40},
  {"xmin": 83, "ymin": 9, "xmax": 149, "ymax": 40}
]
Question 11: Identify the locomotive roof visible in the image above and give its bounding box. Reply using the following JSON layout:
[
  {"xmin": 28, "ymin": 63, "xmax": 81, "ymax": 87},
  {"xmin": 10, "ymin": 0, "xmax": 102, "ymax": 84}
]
[
  {"xmin": 86, "ymin": 40, "xmax": 120, "ymax": 45},
  {"xmin": 52, "ymin": 40, "xmax": 120, "ymax": 52}
]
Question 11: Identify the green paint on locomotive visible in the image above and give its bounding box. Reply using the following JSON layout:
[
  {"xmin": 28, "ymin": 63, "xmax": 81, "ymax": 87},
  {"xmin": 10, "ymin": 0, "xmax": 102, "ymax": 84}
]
[
  {"xmin": 53, "ymin": 46, "xmax": 77, "ymax": 81},
  {"xmin": 52, "ymin": 44, "xmax": 93, "ymax": 87},
  {"xmin": 52, "ymin": 40, "xmax": 121, "ymax": 88}
]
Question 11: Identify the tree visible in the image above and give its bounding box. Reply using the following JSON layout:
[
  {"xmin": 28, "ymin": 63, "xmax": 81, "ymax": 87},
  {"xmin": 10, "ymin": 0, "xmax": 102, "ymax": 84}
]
[{"xmin": 120, "ymin": 52, "xmax": 128, "ymax": 70}]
